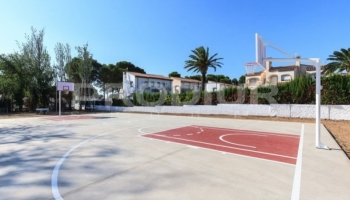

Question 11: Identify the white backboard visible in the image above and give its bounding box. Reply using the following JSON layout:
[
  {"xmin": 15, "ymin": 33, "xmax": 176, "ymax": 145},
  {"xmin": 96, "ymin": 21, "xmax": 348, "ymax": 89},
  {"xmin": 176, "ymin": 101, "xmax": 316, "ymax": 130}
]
[
  {"xmin": 255, "ymin": 33, "xmax": 266, "ymax": 69},
  {"xmin": 57, "ymin": 81, "xmax": 74, "ymax": 91}
]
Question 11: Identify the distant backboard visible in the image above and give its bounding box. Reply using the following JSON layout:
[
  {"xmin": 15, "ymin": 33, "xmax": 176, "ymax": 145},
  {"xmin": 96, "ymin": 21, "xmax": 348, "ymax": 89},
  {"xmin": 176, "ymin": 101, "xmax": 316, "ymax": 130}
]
[
  {"xmin": 255, "ymin": 33, "xmax": 266, "ymax": 69},
  {"xmin": 57, "ymin": 81, "xmax": 74, "ymax": 91}
]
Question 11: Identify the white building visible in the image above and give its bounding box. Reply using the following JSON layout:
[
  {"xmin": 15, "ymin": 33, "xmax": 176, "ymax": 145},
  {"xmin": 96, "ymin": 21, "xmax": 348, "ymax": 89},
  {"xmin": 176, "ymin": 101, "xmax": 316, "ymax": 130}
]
[
  {"xmin": 123, "ymin": 72, "xmax": 173, "ymax": 98},
  {"xmin": 122, "ymin": 72, "xmax": 236, "ymax": 98},
  {"xmin": 170, "ymin": 77, "xmax": 201, "ymax": 94},
  {"xmin": 206, "ymin": 81, "xmax": 233, "ymax": 92}
]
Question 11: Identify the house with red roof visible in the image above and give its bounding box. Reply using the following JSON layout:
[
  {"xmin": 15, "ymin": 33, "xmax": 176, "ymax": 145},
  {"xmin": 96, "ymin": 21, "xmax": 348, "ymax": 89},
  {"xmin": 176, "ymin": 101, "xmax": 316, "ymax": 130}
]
[{"xmin": 245, "ymin": 56, "xmax": 324, "ymax": 89}]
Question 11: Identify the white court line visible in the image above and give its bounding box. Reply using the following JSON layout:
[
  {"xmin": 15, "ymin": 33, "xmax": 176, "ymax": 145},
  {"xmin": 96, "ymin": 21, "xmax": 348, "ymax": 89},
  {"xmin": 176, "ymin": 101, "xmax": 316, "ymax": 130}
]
[
  {"xmin": 138, "ymin": 125, "xmax": 193, "ymax": 136},
  {"xmin": 140, "ymin": 125, "xmax": 297, "ymax": 159},
  {"xmin": 141, "ymin": 134, "xmax": 295, "ymax": 166},
  {"xmin": 219, "ymin": 134, "xmax": 268, "ymax": 148},
  {"xmin": 193, "ymin": 125, "xmax": 299, "ymax": 138},
  {"xmin": 51, "ymin": 128, "xmax": 127, "ymax": 200},
  {"xmin": 291, "ymin": 124, "xmax": 304, "ymax": 200},
  {"xmin": 195, "ymin": 125, "xmax": 300, "ymax": 136},
  {"xmin": 147, "ymin": 133, "xmax": 296, "ymax": 159}
]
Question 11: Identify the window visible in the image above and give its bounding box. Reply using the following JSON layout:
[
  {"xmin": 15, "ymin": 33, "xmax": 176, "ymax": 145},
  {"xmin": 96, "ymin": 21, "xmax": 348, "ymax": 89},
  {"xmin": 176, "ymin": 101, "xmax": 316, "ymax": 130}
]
[
  {"xmin": 249, "ymin": 78, "xmax": 259, "ymax": 86},
  {"xmin": 270, "ymin": 76, "xmax": 278, "ymax": 84},
  {"xmin": 143, "ymin": 87, "xmax": 151, "ymax": 93},
  {"xmin": 141, "ymin": 81, "xmax": 148, "ymax": 88},
  {"xmin": 281, "ymin": 75, "xmax": 291, "ymax": 81},
  {"xmin": 151, "ymin": 88, "xmax": 160, "ymax": 93}
]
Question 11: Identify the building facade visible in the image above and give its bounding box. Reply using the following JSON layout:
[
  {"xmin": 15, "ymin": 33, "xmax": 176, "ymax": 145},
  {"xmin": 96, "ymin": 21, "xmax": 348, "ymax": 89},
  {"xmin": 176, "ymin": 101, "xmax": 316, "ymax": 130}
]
[
  {"xmin": 122, "ymin": 72, "xmax": 236, "ymax": 98},
  {"xmin": 123, "ymin": 72, "xmax": 173, "ymax": 98},
  {"xmin": 206, "ymin": 81, "xmax": 232, "ymax": 92},
  {"xmin": 170, "ymin": 77, "xmax": 201, "ymax": 94},
  {"xmin": 245, "ymin": 57, "xmax": 322, "ymax": 89}
]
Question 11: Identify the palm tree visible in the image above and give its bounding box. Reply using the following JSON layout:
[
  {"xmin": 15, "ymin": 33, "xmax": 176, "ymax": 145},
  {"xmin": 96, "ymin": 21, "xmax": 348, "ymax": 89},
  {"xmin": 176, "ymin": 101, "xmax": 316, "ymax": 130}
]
[
  {"xmin": 322, "ymin": 48, "xmax": 350, "ymax": 75},
  {"xmin": 184, "ymin": 46, "xmax": 223, "ymax": 91}
]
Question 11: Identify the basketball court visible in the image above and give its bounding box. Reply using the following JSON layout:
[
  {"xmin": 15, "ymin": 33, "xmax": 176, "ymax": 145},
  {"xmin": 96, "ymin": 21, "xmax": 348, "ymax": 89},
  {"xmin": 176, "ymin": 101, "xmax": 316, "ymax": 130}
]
[
  {"xmin": 0, "ymin": 33, "xmax": 349, "ymax": 199},
  {"xmin": 0, "ymin": 112, "xmax": 349, "ymax": 200}
]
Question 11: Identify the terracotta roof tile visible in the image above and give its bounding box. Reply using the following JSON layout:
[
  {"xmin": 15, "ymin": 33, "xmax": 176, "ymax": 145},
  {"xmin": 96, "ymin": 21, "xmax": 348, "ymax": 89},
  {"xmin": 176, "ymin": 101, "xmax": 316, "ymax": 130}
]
[
  {"xmin": 305, "ymin": 65, "xmax": 325, "ymax": 71},
  {"xmin": 127, "ymin": 72, "xmax": 173, "ymax": 80},
  {"xmin": 170, "ymin": 77, "xmax": 201, "ymax": 83},
  {"xmin": 269, "ymin": 65, "xmax": 298, "ymax": 72}
]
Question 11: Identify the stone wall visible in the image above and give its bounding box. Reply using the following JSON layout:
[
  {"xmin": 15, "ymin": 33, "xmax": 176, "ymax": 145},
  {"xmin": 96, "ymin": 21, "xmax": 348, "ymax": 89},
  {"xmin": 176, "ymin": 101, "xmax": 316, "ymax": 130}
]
[{"xmin": 94, "ymin": 104, "xmax": 350, "ymax": 120}]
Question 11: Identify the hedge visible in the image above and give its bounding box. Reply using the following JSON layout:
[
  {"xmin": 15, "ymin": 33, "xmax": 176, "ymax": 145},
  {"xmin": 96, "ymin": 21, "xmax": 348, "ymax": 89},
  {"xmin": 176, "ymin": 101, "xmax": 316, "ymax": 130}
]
[{"xmin": 116, "ymin": 74, "xmax": 350, "ymax": 106}]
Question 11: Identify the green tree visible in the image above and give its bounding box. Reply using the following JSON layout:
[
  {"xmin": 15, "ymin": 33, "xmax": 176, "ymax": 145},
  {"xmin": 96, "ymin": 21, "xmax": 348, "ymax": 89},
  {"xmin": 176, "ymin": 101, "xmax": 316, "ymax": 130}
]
[
  {"xmin": 116, "ymin": 61, "xmax": 146, "ymax": 74},
  {"xmin": 216, "ymin": 75, "xmax": 231, "ymax": 84},
  {"xmin": 97, "ymin": 64, "xmax": 122, "ymax": 99},
  {"xmin": 66, "ymin": 58, "xmax": 102, "ymax": 84},
  {"xmin": 206, "ymin": 74, "xmax": 217, "ymax": 82},
  {"xmin": 75, "ymin": 43, "xmax": 93, "ymax": 110},
  {"xmin": 184, "ymin": 46, "xmax": 223, "ymax": 91},
  {"xmin": 98, "ymin": 64, "xmax": 110, "ymax": 98},
  {"xmin": 323, "ymin": 48, "xmax": 350, "ymax": 75},
  {"xmin": 184, "ymin": 75, "xmax": 202, "ymax": 81},
  {"xmin": 0, "ymin": 54, "xmax": 24, "ymax": 111},
  {"xmin": 219, "ymin": 77, "xmax": 231, "ymax": 84},
  {"xmin": 238, "ymin": 75, "xmax": 246, "ymax": 84},
  {"xmin": 54, "ymin": 42, "xmax": 71, "ymax": 82},
  {"xmin": 168, "ymin": 71, "xmax": 181, "ymax": 78},
  {"xmin": 232, "ymin": 78, "xmax": 238, "ymax": 86},
  {"xmin": 19, "ymin": 27, "xmax": 54, "ymax": 110},
  {"xmin": 90, "ymin": 59, "xmax": 103, "ymax": 83},
  {"xmin": 66, "ymin": 57, "xmax": 82, "ymax": 83}
]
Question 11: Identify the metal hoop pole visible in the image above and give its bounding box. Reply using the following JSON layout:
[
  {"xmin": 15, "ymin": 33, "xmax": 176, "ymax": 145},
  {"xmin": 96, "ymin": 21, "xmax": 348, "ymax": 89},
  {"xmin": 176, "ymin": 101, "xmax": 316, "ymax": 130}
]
[{"xmin": 59, "ymin": 91, "xmax": 61, "ymax": 117}]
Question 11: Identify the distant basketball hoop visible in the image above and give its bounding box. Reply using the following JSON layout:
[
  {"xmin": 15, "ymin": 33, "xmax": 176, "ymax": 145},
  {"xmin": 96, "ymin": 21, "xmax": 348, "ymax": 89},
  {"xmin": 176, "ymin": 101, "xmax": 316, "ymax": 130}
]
[
  {"xmin": 57, "ymin": 82, "xmax": 75, "ymax": 116},
  {"xmin": 244, "ymin": 62, "xmax": 259, "ymax": 75}
]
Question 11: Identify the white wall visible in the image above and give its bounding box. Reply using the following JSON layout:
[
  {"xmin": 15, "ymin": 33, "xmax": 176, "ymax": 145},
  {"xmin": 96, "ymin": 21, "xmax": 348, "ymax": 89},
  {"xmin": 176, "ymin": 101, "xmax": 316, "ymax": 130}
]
[
  {"xmin": 95, "ymin": 104, "xmax": 350, "ymax": 120},
  {"xmin": 206, "ymin": 81, "xmax": 217, "ymax": 92},
  {"xmin": 206, "ymin": 81, "xmax": 230, "ymax": 92},
  {"xmin": 123, "ymin": 73, "xmax": 136, "ymax": 98}
]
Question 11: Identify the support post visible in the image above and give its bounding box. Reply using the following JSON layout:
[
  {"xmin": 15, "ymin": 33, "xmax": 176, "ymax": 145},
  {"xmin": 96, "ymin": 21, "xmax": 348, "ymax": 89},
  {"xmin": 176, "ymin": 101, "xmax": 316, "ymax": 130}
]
[
  {"xmin": 315, "ymin": 60, "xmax": 328, "ymax": 149},
  {"xmin": 59, "ymin": 91, "xmax": 61, "ymax": 117},
  {"xmin": 263, "ymin": 58, "xmax": 328, "ymax": 149}
]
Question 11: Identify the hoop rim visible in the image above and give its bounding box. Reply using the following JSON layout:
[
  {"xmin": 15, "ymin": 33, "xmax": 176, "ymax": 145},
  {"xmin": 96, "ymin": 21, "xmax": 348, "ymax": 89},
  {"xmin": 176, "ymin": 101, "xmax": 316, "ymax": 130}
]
[
  {"xmin": 244, "ymin": 62, "xmax": 258, "ymax": 75},
  {"xmin": 63, "ymin": 89, "xmax": 69, "ymax": 94}
]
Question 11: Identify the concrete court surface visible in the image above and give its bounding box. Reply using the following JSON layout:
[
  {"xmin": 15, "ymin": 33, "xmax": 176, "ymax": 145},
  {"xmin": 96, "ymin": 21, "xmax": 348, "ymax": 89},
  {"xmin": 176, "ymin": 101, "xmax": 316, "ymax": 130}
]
[{"xmin": 0, "ymin": 112, "xmax": 349, "ymax": 200}]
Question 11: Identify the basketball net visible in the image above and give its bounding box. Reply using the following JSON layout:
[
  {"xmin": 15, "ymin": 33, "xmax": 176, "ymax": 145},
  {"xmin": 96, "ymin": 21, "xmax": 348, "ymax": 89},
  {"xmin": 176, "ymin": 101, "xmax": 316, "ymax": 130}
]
[
  {"xmin": 63, "ymin": 89, "xmax": 69, "ymax": 95},
  {"xmin": 244, "ymin": 62, "xmax": 259, "ymax": 75}
]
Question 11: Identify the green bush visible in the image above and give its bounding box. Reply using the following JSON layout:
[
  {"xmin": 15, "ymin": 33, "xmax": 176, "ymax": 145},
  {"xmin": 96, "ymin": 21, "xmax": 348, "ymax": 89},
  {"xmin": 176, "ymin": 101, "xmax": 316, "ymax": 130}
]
[
  {"xmin": 112, "ymin": 98, "xmax": 133, "ymax": 107},
  {"xmin": 321, "ymin": 74, "xmax": 350, "ymax": 104},
  {"xmin": 126, "ymin": 74, "xmax": 350, "ymax": 106}
]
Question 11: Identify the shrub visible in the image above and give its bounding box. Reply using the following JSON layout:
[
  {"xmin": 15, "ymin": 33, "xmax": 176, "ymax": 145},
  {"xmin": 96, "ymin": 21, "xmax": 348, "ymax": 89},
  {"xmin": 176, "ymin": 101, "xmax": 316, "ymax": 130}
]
[{"xmin": 126, "ymin": 75, "xmax": 350, "ymax": 106}]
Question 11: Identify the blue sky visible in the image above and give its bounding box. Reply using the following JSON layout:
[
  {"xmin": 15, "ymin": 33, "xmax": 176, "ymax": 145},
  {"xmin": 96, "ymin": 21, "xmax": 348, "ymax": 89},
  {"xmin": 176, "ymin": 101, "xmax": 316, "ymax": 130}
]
[{"xmin": 1, "ymin": 0, "xmax": 349, "ymax": 80}]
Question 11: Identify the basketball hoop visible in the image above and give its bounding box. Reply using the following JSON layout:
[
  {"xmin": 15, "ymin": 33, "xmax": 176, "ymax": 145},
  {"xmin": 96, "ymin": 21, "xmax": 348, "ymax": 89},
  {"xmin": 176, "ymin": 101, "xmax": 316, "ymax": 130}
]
[
  {"xmin": 244, "ymin": 62, "xmax": 259, "ymax": 75},
  {"xmin": 63, "ymin": 86, "xmax": 70, "ymax": 94}
]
